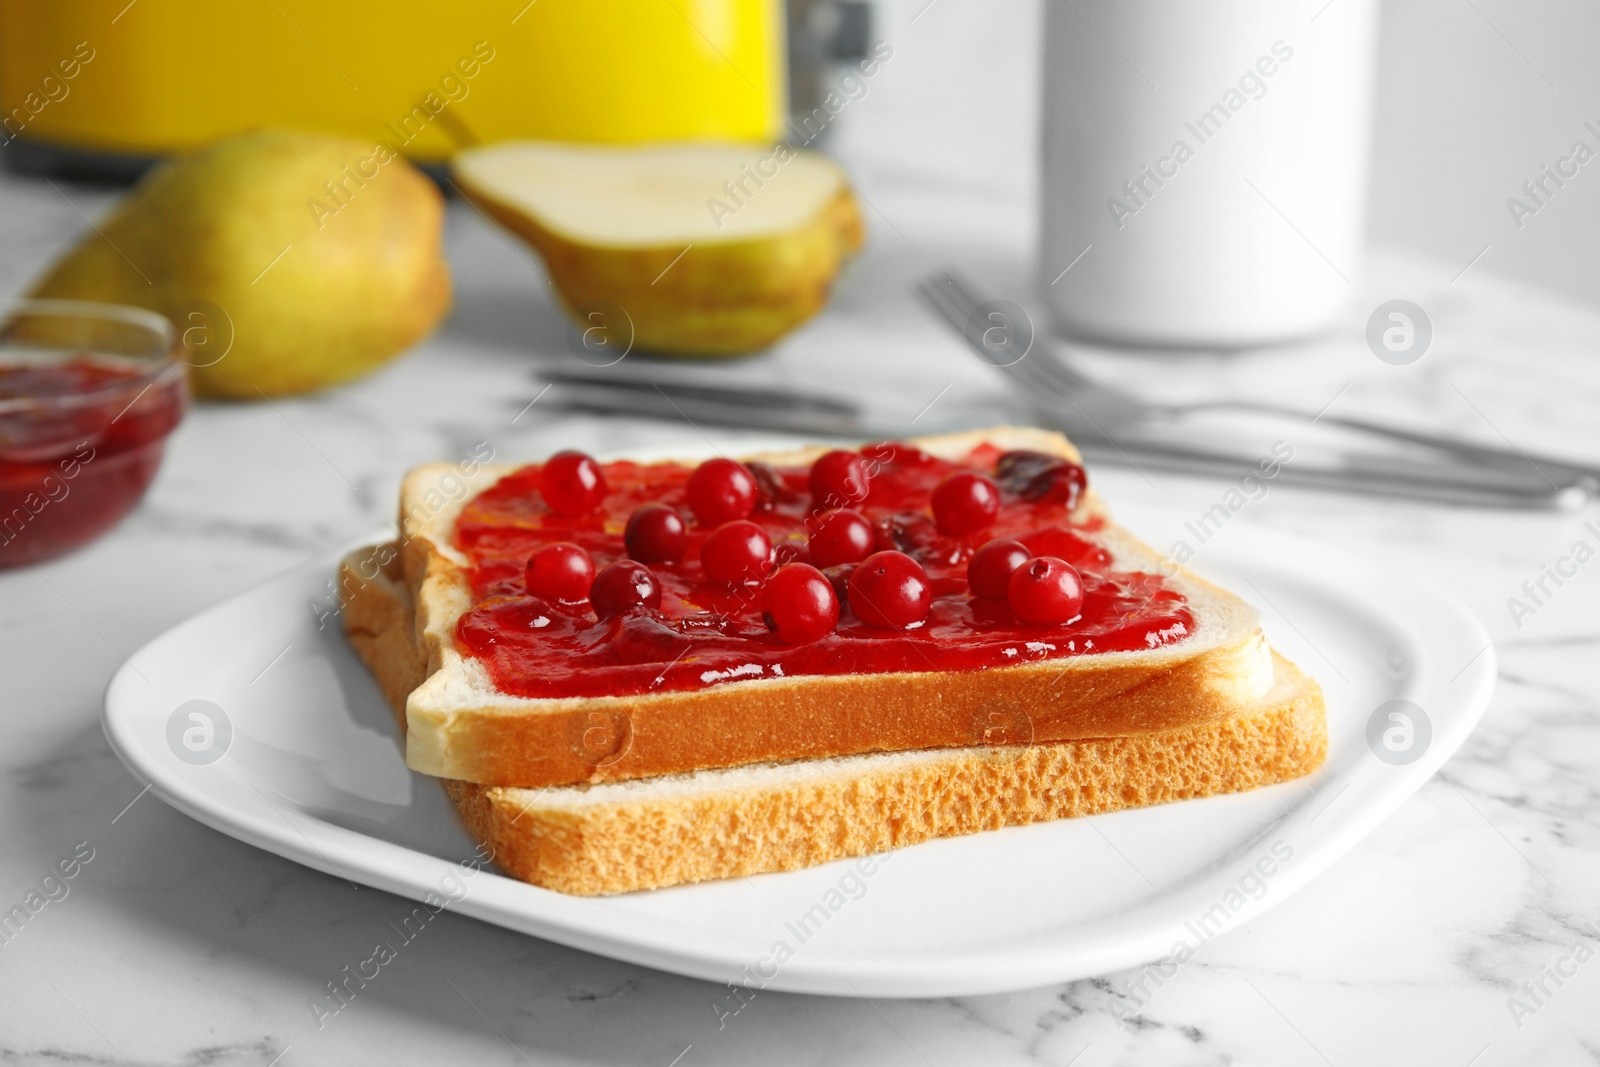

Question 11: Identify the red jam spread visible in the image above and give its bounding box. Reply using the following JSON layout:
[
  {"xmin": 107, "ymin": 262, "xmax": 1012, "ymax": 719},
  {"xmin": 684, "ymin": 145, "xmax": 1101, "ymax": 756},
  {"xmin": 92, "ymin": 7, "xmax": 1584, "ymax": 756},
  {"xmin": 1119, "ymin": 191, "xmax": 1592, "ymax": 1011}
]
[
  {"xmin": 0, "ymin": 355, "xmax": 185, "ymax": 568},
  {"xmin": 453, "ymin": 442, "xmax": 1192, "ymax": 698}
]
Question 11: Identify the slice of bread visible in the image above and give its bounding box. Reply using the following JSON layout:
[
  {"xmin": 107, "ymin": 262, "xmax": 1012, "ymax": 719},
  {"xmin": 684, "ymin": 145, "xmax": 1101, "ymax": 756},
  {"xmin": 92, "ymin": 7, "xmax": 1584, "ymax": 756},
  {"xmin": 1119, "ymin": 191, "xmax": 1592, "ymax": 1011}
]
[
  {"xmin": 371, "ymin": 428, "xmax": 1280, "ymax": 790},
  {"xmin": 343, "ymin": 549, "xmax": 1327, "ymax": 896}
]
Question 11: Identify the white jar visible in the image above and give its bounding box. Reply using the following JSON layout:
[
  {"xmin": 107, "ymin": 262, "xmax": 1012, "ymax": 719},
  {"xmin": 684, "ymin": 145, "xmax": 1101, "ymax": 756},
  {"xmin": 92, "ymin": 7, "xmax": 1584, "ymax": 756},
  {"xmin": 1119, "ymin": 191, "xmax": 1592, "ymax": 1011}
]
[{"xmin": 1038, "ymin": 0, "xmax": 1379, "ymax": 347}]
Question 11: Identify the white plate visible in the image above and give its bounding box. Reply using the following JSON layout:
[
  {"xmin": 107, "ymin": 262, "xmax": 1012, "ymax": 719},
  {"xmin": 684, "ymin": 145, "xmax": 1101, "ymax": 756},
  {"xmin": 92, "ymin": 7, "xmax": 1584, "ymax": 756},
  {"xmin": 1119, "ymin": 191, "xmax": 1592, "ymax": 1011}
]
[{"xmin": 102, "ymin": 504, "xmax": 1494, "ymax": 998}]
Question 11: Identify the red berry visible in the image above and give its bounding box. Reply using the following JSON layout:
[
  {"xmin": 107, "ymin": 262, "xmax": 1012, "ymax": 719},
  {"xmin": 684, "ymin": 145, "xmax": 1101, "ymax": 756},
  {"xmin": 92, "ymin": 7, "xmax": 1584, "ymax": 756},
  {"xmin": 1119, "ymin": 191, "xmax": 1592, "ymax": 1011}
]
[
  {"xmin": 967, "ymin": 538, "xmax": 1030, "ymax": 599},
  {"xmin": 762, "ymin": 563, "xmax": 839, "ymax": 645},
  {"xmin": 995, "ymin": 450, "xmax": 1088, "ymax": 509},
  {"xmin": 700, "ymin": 520, "xmax": 773, "ymax": 585},
  {"xmin": 821, "ymin": 563, "xmax": 857, "ymax": 605},
  {"xmin": 810, "ymin": 450, "xmax": 870, "ymax": 509},
  {"xmin": 686, "ymin": 457, "xmax": 758, "ymax": 526},
  {"xmin": 860, "ymin": 440, "xmax": 902, "ymax": 467},
  {"xmin": 525, "ymin": 542, "xmax": 596, "ymax": 601},
  {"xmin": 874, "ymin": 510, "xmax": 951, "ymax": 565},
  {"xmin": 1007, "ymin": 556, "xmax": 1084, "ymax": 623},
  {"xmin": 848, "ymin": 550, "xmax": 932, "ymax": 629},
  {"xmin": 539, "ymin": 450, "xmax": 608, "ymax": 515},
  {"xmin": 747, "ymin": 460, "xmax": 797, "ymax": 509},
  {"xmin": 931, "ymin": 471, "xmax": 1001, "ymax": 536},
  {"xmin": 590, "ymin": 560, "xmax": 662, "ymax": 618},
  {"xmin": 624, "ymin": 504, "xmax": 687, "ymax": 563},
  {"xmin": 808, "ymin": 508, "xmax": 875, "ymax": 568}
]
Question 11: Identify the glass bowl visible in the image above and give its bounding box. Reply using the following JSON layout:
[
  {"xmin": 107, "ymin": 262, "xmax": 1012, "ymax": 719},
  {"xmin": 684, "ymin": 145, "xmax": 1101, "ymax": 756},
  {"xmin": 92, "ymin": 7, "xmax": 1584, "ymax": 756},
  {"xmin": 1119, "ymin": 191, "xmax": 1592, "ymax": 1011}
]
[{"xmin": 0, "ymin": 300, "xmax": 185, "ymax": 568}]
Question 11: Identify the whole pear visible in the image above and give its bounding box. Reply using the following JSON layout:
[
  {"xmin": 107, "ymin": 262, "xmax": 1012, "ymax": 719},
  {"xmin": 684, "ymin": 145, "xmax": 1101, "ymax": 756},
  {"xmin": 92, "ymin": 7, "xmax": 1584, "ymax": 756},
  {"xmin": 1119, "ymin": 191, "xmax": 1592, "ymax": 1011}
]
[{"xmin": 29, "ymin": 129, "xmax": 451, "ymax": 397}]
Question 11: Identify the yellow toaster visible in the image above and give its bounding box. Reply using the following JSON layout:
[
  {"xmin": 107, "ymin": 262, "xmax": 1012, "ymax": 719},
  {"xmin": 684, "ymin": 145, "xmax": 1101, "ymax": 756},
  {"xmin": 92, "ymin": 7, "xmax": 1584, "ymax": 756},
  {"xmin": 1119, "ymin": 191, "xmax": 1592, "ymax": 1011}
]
[{"xmin": 0, "ymin": 0, "xmax": 785, "ymax": 173}]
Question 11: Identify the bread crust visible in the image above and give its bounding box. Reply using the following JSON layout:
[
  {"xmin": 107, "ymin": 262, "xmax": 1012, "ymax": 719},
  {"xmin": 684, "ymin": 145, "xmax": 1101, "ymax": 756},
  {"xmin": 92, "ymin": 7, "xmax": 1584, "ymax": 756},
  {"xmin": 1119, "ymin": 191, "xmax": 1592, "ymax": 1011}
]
[
  {"xmin": 457, "ymin": 674, "xmax": 1325, "ymax": 895},
  {"xmin": 343, "ymin": 550, "xmax": 1328, "ymax": 895},
  {"xmin": 371, "ymin": 427, "xmax": 1277, "ymax": 789}
]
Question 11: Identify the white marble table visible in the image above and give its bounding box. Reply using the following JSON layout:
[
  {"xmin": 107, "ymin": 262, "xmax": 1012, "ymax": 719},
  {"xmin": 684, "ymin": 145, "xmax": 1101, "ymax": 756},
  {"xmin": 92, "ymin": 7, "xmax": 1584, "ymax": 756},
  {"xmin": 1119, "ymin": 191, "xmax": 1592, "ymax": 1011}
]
[{"xmin": 3, "ymin": 150, "xmax": 1599, "ymax": 1067}]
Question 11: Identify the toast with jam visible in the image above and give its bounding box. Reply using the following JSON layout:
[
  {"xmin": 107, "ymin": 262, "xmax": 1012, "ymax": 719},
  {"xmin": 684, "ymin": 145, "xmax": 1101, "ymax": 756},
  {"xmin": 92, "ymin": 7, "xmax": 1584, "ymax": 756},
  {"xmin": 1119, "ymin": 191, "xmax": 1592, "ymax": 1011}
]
[{"xmin": 341, "ymin": 427, "xmax": 1326, "ymax": 894}]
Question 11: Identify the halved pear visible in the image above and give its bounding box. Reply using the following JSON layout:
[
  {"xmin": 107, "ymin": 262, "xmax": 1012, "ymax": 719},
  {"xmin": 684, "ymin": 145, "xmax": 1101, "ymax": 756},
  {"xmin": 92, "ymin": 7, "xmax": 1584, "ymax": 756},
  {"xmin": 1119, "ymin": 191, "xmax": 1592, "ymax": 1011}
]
[{"xmin": 452, "ymin": 142, "xmax": 863, "ymax": 357}]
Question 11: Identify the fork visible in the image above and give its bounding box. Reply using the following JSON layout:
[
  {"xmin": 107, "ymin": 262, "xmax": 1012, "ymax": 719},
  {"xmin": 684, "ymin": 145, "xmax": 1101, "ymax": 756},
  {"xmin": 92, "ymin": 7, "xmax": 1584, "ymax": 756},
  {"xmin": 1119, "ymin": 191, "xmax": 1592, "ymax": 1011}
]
[{"xmin": 917, "ymin": 271, "xmax": 1598, "ymax": 507}]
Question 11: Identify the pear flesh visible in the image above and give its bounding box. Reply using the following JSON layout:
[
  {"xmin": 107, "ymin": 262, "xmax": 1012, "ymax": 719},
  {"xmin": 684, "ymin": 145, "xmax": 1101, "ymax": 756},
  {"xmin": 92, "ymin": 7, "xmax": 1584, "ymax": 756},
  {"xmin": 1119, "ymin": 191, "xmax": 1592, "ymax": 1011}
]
[
  {"xmin": 452, "ymin": 142, "xmax": 862, "ymax": 357},
  {"xmin": 29, "ymin": 130, "xmax": 452, "ymax": 398}
]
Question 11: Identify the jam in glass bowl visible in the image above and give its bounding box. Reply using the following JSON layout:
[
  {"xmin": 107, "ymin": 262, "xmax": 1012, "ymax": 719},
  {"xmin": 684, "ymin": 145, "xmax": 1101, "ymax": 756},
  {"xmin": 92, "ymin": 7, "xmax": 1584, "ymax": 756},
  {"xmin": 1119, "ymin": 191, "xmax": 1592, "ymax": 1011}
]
[{"xmin": 0, "ymin": 300, "xmax": 185, "ymax": 568}]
